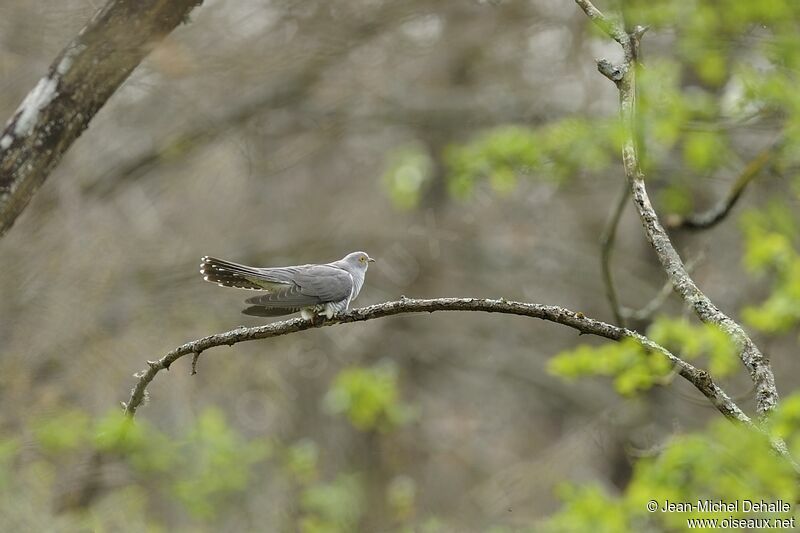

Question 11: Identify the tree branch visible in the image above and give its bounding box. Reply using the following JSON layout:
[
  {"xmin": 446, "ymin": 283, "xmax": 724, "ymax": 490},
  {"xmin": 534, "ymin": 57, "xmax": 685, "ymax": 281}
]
[
  {"xmin": 0, "ymin": 0, "xmax": 204, "ymax": 237},
  {"xmin": 124, "ymin": 297, "xmax": 749, "ymax": 425},
  {"xmin": 665, "ymin": 141, "xmax": 780, "ymax": 231},
  {"xmin": 580, "ymin": 5, "xmax": 779, "ymax": 416},
  {"xmin": 600, "ymin": 182, "xmax": 629, "ymax": 326}
]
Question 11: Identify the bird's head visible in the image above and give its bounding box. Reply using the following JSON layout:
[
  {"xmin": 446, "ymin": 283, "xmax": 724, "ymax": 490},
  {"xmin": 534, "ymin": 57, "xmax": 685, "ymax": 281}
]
[{"xmin": 343, "ymin": 251, "xmax": 375, "ymax": 270}]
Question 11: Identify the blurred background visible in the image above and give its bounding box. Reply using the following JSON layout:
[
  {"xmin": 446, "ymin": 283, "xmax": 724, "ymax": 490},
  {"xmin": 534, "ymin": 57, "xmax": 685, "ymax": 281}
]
[{"xmin": 1, "ymin": 0, "xmax": 800, "ymax": 530}]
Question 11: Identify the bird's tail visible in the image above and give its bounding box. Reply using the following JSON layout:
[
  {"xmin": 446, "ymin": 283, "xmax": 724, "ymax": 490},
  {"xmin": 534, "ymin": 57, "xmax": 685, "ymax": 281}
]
[{"xmin": 200, "ymin": 256, "xmax": 269, "ymax": 290}]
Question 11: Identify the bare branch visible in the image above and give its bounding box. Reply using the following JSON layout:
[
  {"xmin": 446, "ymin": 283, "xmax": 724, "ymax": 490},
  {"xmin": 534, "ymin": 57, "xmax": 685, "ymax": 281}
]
[
  {"xmin": 600, "ymin": 182, "xmax": 629, "ymax": 326},
  {"xmin": 580, "ymin": 10, "xmax": 780, "ymax": 416},
  {"xmin": 0, "ymin": 0, "xmax": 204, "ymax": 237},
  {"xmin": 124, "ymin": 297, "xmax": 748, "ymax": 425},
  {"xmin": 665, "ymin": 141, "xmax": 780, "ymax": 231}
]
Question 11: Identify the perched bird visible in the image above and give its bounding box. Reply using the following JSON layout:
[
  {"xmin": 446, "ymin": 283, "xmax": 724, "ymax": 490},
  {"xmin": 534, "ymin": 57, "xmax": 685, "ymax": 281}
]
[{"xmin": 200, "ymin": 251, "xmax": 375, "ymax": 320}]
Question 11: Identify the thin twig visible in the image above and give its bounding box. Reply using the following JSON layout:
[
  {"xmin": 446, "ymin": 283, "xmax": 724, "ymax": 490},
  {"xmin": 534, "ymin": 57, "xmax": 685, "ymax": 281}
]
[
  {"xmin": 600, "ymin": 182, "xmax": 630, "ymax": 326},
  {"xmin": 124, "ymin": 297, "xmax": 748, "ymax": 425},
  {"xmin": 665, "ymin": 141, "xmax": 781, "ymax": 231},
  {"xmin": 190, "ymin": 352, "xmax": 200, "ymax": 376}
]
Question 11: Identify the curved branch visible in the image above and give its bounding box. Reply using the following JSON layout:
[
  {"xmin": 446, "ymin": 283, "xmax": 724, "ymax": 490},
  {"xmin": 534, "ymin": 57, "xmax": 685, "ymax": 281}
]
[
  {"xmin": 581, "ymin": 6, "xmax": 779, "ymax": 416},
  {"xmin": 123, "ymin": 297, "xmax": 748, "ymax": 425},
  {"xmin": 0, "ymin": 0, "xmax": 204, "ymax": 237},
  {"xmin": 665, "ymin": 142, "xmax": 780, "ymax": 231},
  {"xmin": 624, "ymin": 75, "xmax": 778, "ymax": 417}
]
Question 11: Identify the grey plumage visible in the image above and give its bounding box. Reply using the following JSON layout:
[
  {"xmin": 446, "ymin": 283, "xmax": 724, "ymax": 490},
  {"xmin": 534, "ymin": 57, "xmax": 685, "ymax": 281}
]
[{"xmin": 200, "ymin": 251, "xmax": 375, "ymax": 319}]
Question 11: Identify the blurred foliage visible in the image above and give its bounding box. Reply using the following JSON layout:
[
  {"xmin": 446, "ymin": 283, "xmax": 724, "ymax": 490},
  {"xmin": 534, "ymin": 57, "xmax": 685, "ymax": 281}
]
[
  {"xmin": 740, "ymin": 204, "xmax": 800, "ymax": 333},
  {"xmin": 0, "ymin": 407, "xmax": 270, "ymax": 529},
  {"xmin": 548, "ymin": 338, "xmax": 673, "ymax": 397},
  {"xmin": 626, "ymin": 0, "xmax": 800, "ymax": 176},
  {"xmin": 443, "ymin": 121, "xmax": 617, "ymax": 199},
  {"xmin": 382, "ymin": 146, "xmax": 433, "ymax": 210},
  {"xmin": 285, "ymin": 438, "xmax": 321, "ymax": 485},
  {"xmin": 647, "ymin": 318, "xmax": 739, "ymax": 377},
  {"xmin": 172, "ymin": 408, "xmax": 271, "ymax": 518},
  {"xmin": 434, "ymin": 0, "xmax": 800, "ymax": 215},
  {"xmin": 32, "ymin": 409, "xmax": 91, "ymax": 454},
  {"xmin": 323, "ymin": 362, "xmax": 416, "ymax": 432},
  {"xmin": 0, "ymin": 365, "xmax": 422, "ymax": 531},
  {"xmin": 543, "ymin": 394, "xmax": 800, "ymax": 532},
  {"xmin": 657, "ymin": 183, "xmax": 694, "ymax": 216},
  {"xmin": 299, "ymin": 474, "xmax": 365, "ymax": 533},
  {"xmin": 548, "ymin": 317, "xmax": 738, "ymax": 396},
  {"xmin": 386, "ymin": 475, "xmax": 417, "ymax": 522}
]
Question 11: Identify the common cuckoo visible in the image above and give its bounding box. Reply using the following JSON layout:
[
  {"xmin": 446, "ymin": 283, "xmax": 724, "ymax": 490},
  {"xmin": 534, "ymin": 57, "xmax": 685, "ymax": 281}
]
[{"xmin": 200, "ymin": 251, "xmax": 375, "ymax": 319}]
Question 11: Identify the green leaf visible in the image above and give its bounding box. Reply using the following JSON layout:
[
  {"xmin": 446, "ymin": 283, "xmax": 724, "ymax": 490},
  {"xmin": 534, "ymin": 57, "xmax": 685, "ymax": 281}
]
[{"xmin": 739, "ymin": 204, "xmax": 800, "ymax": 332}]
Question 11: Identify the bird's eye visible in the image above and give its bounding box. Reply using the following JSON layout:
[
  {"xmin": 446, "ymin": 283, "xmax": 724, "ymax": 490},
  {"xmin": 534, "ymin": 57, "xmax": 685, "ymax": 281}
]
[{"xmin": 360, "ymin": 256, "xmax": 366, "ymax": 262}]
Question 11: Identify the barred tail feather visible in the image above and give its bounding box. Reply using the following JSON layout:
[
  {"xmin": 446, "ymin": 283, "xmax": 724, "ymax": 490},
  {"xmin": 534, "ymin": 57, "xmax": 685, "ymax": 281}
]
[{"xmin": 200, "ymin": 256, "xmax": 268, "ymax": 290}]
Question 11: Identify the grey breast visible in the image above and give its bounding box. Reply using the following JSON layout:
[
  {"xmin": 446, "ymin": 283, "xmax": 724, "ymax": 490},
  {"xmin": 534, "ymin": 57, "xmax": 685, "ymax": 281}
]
[{"xmin": 329, "ymin": 259, "xmax": 367, "ymax": 304}]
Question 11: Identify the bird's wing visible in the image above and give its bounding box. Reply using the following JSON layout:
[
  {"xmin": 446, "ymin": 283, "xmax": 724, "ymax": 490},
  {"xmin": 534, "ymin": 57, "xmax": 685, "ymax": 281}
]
[{"xmin": 245, "ymin": 265, "xmax": 353, "ymax": 307}]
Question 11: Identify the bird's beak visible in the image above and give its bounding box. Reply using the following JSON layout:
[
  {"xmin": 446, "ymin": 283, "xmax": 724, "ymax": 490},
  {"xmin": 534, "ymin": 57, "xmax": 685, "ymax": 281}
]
[{"xmin": 368, "ymin": 257, "xmax": 376, "ymax": 263}]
